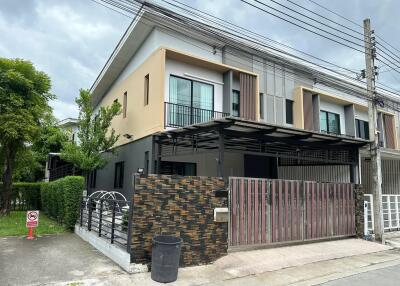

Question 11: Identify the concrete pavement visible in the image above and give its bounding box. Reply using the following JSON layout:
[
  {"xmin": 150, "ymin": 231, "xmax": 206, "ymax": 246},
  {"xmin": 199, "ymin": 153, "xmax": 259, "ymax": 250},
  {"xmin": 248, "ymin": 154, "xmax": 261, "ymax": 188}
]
[
  {"xmin": 321, "ymin": 264, "xmax": 400, "ymax": 286},
  {"xmin": 1, "ymin": 233, "xmax": 399, "ymax": 286},
  {"xmin": 0, "ymin": 233, "xmax": 125, "ymax": 286}
]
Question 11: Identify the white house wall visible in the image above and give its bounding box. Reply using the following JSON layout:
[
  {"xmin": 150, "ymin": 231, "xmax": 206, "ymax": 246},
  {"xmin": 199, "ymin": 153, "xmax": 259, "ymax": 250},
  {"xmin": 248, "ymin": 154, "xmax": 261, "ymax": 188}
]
[{"xmin": 164, "ymin": 58, "xmax": 224, "ymax": 112}]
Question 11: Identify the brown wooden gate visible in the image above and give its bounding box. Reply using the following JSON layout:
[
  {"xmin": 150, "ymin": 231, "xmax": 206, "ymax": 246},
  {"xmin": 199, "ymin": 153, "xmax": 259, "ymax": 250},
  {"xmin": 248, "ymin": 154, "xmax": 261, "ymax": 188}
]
[{"xmin": 229, "ymin": 177, "xmax": 355, "ymax": 247}]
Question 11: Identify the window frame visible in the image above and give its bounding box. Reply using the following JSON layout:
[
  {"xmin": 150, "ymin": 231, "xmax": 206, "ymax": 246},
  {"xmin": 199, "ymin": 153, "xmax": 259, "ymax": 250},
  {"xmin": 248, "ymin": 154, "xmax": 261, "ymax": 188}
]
[
  {"xmin": 114, "ymin": 161, "xmax": 124, "ymax": 189},
  {"xmin": 144, "ymin": 74, "xmax": 149, "ymax": 106},
  {"xmin": 259, "ymin": 93, "xmax": 264, "ymax": 119},
  {"xmin": 232, "ymin": 89, "xmax": 240, "ymax": 117},
  {"xmin": 355, "ymin": 119, "xmax": 370, "ymax": 140},
  {"xmin": 169, "ymin": 75, "xmax": 214, "ymax": 111},
  {"xmin": 285, "ymin": 99, "xmax": 294, "ymax": 124},
  {"xmin": 123, "ymin": 91, "xmax": 127, "ymax": 118},
  {"xmin": 320, "ymin": 110, "xmax": 341, "ymax": 135}
]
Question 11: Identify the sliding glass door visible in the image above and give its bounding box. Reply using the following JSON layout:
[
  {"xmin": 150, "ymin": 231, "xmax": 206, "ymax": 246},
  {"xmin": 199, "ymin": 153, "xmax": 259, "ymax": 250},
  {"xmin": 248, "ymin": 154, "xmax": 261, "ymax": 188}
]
[{"xmin": 169, "ymin": 75, "xmax": 214, "ymax": 126}]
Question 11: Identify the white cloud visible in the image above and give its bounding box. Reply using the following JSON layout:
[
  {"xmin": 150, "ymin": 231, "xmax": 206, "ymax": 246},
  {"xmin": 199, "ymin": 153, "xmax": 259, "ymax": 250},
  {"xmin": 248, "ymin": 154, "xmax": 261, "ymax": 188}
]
[{"xmin": 1, "ymin": 0, "xmax": 399, "ymax": 120}]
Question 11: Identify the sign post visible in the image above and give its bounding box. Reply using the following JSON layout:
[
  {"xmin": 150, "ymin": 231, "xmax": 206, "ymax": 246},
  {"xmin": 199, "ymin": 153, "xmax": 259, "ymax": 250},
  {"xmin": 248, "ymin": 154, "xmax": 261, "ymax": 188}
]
[{"xmin": 26, "ymin": 210, "xmax": 39, "ymax": 240}]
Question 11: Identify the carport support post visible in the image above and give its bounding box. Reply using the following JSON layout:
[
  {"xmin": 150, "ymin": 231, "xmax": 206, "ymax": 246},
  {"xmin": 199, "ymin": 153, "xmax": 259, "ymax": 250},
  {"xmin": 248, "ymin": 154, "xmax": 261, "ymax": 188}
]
[{"xmin": 218, "ymin": 130, "xmax": 225, "ymax": 177}]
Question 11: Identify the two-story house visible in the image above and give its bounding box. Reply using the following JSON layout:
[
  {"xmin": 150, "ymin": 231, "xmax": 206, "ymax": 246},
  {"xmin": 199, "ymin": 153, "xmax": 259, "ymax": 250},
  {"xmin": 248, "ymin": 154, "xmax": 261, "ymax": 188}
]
[
  {"xmin": 45, "ymin": 118, "xmax": 81, "ymax": 182},
  {"xmin": 87, "ymin": 3, "xmax": 399, "ymax": 209}
]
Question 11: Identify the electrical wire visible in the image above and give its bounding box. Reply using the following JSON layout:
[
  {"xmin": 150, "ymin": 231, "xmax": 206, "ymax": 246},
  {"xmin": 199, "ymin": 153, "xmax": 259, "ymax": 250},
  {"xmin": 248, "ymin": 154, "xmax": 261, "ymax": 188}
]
[{"xmin": 90, "ymin": 0, "xmax": 400, "ymax": 111}]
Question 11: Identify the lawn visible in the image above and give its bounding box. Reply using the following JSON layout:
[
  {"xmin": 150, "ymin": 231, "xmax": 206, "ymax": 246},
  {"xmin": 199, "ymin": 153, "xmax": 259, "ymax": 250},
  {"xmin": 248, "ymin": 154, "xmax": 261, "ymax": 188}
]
[{"xmin": 0, "ymin": 211, "xmax": 66, "ymax": 237}]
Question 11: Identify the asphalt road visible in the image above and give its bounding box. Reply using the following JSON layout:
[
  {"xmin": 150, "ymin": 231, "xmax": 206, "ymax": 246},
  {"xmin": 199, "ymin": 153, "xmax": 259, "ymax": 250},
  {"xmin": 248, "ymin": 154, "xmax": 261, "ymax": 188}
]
[{"xmin": 322, "ymin": 264, "xmax": 400, "ymax": 286}]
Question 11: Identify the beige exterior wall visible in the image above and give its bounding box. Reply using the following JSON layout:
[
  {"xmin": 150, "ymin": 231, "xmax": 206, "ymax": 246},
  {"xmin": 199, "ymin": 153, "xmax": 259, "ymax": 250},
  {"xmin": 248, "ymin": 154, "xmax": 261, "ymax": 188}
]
[
  {"xmin": 293, "ymin": 86, "xmax": 304, "ymax": 129},
  {"xmin": 97, "ymin": 48, "xmax": 166, "ymax": 147}
]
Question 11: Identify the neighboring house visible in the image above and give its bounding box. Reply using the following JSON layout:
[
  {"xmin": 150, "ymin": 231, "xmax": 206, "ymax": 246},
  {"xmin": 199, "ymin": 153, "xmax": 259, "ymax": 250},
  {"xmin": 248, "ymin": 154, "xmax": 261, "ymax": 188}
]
[
  {"xmin": 87, "ymin": 2, "xmax": 400, "ymax": 212},
  {"xmin": 44, "ymin": 118, "xmax": 81, "ymax": 182}
]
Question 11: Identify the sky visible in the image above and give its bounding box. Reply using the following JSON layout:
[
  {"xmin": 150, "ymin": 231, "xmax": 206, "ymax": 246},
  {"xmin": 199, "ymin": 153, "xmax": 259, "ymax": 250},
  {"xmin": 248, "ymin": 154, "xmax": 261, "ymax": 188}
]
[{"xmin": 1, "ymin": 0, "xmax": 399, "ymax": 120}]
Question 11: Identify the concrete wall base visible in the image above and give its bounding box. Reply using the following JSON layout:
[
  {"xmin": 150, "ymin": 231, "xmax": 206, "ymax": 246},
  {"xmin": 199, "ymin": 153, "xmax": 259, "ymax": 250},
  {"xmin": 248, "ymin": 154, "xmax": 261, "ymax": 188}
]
[{"xmin": 74, "ymin": 225, "xmax": 147, "ymax": 274}]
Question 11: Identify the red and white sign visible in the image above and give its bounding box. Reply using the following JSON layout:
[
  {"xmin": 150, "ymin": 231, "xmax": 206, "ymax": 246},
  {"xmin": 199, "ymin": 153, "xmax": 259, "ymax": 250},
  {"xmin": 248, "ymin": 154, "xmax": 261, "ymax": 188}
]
[{"xmin": 26, "ymin": 210, "xmax": 39, "ymax": 228}]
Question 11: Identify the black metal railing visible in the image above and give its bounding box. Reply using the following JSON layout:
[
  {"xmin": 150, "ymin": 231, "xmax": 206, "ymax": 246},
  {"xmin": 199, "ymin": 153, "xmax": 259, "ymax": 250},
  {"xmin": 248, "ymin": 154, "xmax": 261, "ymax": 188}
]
[
  {"xmin": 79, "ymin": 196, "xmax": 133, "ymax": 253},
  {"xmin": 49, "ymin": 163, "xmax": 81, "ymax": 181},
  {"xmin": 164, "ymin": 102, "xmax": 229, "ymax": 128}
]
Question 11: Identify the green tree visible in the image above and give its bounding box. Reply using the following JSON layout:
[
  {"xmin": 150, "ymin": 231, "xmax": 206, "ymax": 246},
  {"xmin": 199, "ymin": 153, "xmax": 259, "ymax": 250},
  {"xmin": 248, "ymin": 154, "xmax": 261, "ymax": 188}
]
[
  {"xmin": 0, "ymin": 58, "xmax": 52, "ymax": 215},
  {"xmin": 61, "ymin": 89, "xmax": 121, "ymax": 188}
]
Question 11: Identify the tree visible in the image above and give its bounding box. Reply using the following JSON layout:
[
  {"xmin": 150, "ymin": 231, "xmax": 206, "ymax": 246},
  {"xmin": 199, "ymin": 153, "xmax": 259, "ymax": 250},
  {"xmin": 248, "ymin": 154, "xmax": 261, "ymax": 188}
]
[
  {"xmin": 0, "ymin": 58, "xmax": 52, "ymax": 215},
  {"xmin": 31, "ymin": 112, "xmax": 68, "ymax": 180},
  {"xmin": 0, "ymin": 112, "xmax": 67, "ymax": 182},
  {"xmin": 61, "ymin": 89, "xmax": 121, "ymax": 188}
]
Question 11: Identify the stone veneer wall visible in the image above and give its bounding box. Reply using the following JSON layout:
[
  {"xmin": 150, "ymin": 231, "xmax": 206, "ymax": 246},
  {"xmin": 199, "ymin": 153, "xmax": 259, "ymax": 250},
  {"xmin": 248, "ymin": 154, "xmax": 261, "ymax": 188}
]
[
  {"xmin": 354, "ymin": 184, "xmax": 365, "ymax": 238},
  {"xmin": 131, "ymin": 174, "xmax": 228, "ymax": 267}
]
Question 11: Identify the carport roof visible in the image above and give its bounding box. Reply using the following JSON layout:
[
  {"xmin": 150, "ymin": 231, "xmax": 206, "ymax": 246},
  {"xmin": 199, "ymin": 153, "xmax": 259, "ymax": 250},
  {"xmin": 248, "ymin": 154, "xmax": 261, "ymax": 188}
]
[{"xmin": 155, "ymin": 117, "xmax": 369, "ymax": 165}]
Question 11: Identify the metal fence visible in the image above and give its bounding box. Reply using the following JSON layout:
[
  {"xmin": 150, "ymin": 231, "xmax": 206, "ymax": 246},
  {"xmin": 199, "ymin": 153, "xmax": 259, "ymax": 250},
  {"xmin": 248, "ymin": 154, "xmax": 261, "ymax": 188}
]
[
  {"xmin": 79, "ymin": 196, "xmax": 133, "ymax": 252},
  {"xmin": 229, "ymin": 177, "xmax": 356, "ymax": 247},
  {"xmin": 164, "ymin": 102, "xmax": 229, "ymax": 128},
  {"xmin": 364, "ymin": 194, "xmax": 400, "ymax": 233}
]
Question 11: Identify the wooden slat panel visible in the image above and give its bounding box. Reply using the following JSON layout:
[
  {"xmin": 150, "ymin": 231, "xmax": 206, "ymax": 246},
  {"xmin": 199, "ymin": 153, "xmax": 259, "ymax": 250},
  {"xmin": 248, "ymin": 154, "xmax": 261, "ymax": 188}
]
[{"xmin": 384, "ymin": 114, "xmax": 396, "ymax": 149}]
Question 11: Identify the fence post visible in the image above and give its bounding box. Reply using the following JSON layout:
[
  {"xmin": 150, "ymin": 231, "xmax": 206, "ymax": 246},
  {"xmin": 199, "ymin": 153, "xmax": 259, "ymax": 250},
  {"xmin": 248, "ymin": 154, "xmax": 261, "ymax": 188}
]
[
  {"xmin": 88, "ymin": 197, "xmax": 92, "ymax": 231},
  {"xmin": 80, "ymin": 197, "xmax": 84, "ymax": 227},
  {"xmin": 111, "ymin": 200, "xmax": 116, "ymax": 244},
  {"xmin": 126, "ymin": 200, "xmax": 134, "ymax": 253},
  {"xmin": 300, "ymin": 181, "xmax": 305, "ymax": 241},
  {"xmin": 98, "ymin": 200, "xmax": 103, "ymax": 237}
]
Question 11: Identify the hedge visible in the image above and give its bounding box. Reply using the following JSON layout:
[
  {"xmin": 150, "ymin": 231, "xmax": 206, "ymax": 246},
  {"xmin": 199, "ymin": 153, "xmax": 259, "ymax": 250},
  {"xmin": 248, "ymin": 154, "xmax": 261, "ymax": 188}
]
[
  {"xmin": 41, "ymin": 176, "xmax": 84, "ymax": 229},
  {"xmin": 0, "ymin": 182, "xmax": 42, "ymax": 211}
]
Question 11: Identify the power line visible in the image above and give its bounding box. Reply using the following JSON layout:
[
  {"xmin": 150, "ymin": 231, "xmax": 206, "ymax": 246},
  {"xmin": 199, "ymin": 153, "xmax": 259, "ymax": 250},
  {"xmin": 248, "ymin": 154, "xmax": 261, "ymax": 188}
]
[
  {"xmin": 266, "ymin": 0, "xmax": 366, "ymax": 43},
  {"xmin": 243, "ymin": 0, "xmax": 365, "ymax": 51},
  {"xmin": 301, "ymin": 0, "xmax": 400, "ymax": 72},
  {"xmin": 162, "ymin": 0, "xmax": 360, "ymax": 75},
  {"xmin": 91, "ymin": 0, "xmax": 400, "ymax": 111},
  {"xmin": 244, "ymin": 0, "xmax": 400, "ymax": 74},
  {"xmin": 285, "ymin": 0, "xmax": 364, "ymax": 36}
]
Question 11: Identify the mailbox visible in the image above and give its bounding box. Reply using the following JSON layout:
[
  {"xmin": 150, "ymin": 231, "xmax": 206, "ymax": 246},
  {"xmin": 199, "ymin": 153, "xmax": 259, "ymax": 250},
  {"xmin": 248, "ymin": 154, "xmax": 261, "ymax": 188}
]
[{"xmin": 214, "ymin": 207, "xmax": 229, "ymax": 222}]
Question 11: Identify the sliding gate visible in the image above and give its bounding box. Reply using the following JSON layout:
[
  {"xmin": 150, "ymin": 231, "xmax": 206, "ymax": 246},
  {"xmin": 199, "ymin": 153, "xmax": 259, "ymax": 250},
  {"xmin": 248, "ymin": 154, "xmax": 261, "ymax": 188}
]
[{"xmin": 229, "ymin": 177, "xmax": 355, "ymax": 247}]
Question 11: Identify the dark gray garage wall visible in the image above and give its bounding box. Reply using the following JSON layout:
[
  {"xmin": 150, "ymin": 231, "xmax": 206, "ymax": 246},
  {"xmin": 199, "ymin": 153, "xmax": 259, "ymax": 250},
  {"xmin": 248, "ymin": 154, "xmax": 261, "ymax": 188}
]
[{"xmin": 88, "ymin": 135, "xmax": 154, "ymax": 199}]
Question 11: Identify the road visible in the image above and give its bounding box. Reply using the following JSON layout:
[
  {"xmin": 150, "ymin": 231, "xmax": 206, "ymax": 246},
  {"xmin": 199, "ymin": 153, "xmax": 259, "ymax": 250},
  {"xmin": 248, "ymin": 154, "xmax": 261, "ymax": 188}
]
[{"xmin": 321, "ymin": 264, "xmax": 400, "ymax": 286}]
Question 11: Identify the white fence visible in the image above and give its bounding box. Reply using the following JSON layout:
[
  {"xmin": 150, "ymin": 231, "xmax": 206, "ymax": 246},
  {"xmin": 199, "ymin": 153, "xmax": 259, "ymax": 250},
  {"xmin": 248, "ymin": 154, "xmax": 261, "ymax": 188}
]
[{"xmin": 364, "ymin": 194, "xmax": 400, "ymax": 233}]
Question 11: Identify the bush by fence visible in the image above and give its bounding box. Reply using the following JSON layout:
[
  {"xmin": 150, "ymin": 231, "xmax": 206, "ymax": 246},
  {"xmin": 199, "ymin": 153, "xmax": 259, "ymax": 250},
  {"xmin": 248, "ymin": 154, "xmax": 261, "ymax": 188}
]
[
  {"xmin": 0, "ymin": 182, "xmax": 42, "ymax": 211},
  {"xmin": 41, "ymin": 176, "xmax": 84, "ymax": 229}
]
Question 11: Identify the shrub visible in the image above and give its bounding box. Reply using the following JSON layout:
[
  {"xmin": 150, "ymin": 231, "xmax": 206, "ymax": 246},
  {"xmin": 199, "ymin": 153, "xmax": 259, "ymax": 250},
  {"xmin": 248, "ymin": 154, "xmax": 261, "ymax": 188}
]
[
  {"xmin": 0, "ymin": 182, "xmax": 42, "ymax": 210},
  {"xmin": 41, "ymin": 176, "xmax": 84, "ymax": 229}
]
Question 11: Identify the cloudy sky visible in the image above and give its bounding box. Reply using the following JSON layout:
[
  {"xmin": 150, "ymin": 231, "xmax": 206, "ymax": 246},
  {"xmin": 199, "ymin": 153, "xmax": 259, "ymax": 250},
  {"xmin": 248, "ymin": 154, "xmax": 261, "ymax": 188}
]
[{"xmin": 1, "ymin": 0, "xmax": 399, "ymax": 120}]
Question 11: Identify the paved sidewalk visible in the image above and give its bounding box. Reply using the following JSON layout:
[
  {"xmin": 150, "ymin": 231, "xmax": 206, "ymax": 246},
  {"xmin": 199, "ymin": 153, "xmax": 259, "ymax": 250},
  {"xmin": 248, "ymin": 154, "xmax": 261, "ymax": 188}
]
[{"xmin": 1, "ymin": 233, "xmax": 397, "ymax": 286}]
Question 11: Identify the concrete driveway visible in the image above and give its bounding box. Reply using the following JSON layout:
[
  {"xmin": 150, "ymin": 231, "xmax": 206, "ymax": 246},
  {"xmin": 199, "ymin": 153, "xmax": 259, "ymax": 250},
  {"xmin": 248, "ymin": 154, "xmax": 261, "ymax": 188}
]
[{"xmin": 0, "ymin": 233, "xmax": 125, "ymax": 286}]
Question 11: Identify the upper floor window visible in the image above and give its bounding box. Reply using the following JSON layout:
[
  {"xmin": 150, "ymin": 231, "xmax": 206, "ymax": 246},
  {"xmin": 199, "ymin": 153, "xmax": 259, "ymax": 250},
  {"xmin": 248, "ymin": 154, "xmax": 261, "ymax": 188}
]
[
  {"xmin": 355, "ymin": 119, "xmax": 369, "ymax": 140},
  {"xmin": 286, "ymin": 99, "xmax": 293, "ymax": 124},
  {"xmin": 144, "ymin": 74, "xmax": 149, "ymax": 106},
  {"xmin": 123, "ymin": 91, "xmax": 127, "ymax": 118},
  {"xmin": 320, "ymin": 110, "xmax": 340, "ymax": 135},
  {"xmin": 259, "ymin": 93, "xmax": 264, "ymax": 119},
  {"xmin": 169, "ymin": 75, "xmax": 213, "ymax": 110},
  {"xmin": 232, "ymin": 90, "xmax": 240, "ymax": 117},
  {"xmin": 114, "ymin": 161, "xmax": 124, "ymax": 189}
]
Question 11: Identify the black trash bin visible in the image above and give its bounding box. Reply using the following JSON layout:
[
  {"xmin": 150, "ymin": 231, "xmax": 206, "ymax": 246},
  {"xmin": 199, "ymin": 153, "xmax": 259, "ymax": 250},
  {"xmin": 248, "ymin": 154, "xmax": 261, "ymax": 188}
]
[{"xmin": 151, "ymin": 235, "xmax": 182, "ymax": 283}]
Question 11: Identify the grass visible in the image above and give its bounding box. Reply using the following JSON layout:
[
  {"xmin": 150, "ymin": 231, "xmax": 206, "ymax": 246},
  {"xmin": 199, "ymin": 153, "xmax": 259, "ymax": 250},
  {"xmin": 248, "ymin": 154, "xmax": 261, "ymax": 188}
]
[{"xmin": 0, "ymin": 211, "xmax": 66, "ymax": 237}]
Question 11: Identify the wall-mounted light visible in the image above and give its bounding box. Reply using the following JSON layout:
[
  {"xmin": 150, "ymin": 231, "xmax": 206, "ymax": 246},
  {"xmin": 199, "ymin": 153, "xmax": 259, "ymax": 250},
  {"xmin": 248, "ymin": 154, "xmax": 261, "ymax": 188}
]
[{"xmin": 123, "ymin": 133, "xmax": 133, "ymax": 140}]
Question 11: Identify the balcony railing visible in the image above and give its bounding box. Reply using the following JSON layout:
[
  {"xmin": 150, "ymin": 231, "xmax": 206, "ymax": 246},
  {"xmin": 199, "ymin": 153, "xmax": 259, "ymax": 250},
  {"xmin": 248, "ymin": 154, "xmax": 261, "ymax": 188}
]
[{"xmin": 164, "ymin": 102, "xmax": 229, "ymax": 128}]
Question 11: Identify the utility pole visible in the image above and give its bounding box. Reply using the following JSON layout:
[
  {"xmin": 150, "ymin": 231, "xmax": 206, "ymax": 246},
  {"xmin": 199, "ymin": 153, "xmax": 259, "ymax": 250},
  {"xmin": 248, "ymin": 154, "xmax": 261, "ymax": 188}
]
[{"xmin": 363, "ymin": 18, "xmax": 384, "ymax": 242}]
